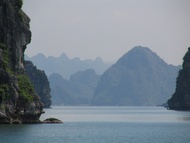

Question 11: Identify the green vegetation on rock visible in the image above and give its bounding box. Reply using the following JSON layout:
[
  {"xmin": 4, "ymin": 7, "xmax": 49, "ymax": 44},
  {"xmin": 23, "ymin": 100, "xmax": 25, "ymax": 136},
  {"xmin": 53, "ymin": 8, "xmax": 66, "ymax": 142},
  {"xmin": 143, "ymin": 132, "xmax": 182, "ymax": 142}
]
[
  {"xmin": 0, "ymin": 84, "xmax": 10, "ymax": 103},
  {"xmin": 0, "ymin": 43, "xmax": 9, "ymax": 70},
  {"xmin": 17, "ymin": 75, "xmax": 34, "ymax": 102},
  {"xmin": 0, "ymin": 43, "xmax": 6, "ymax": 50},
  {"xmin": 0, "ymin": 43, "xmax": 11, "ymax": 104},
  {"xmin": 16, "ymin": 0, "xmax": 23, "ymax": 9}
]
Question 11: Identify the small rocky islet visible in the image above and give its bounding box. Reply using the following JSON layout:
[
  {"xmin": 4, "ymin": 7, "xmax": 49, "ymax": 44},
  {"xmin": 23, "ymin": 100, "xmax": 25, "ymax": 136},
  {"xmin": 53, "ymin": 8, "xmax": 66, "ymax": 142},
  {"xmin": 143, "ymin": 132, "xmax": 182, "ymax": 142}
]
[{"xmin": 42, "ymin": 118, "xmax": 63, "ymax": 124}]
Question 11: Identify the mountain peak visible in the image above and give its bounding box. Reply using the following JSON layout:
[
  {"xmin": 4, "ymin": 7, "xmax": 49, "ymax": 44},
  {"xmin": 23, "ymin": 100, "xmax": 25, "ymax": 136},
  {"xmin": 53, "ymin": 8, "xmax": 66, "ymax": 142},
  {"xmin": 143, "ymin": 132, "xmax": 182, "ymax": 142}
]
[
  {"xmin": 117, "ymin": 46, "xmax": 167, "ymax": 70},
  {"xmin": 95, "ymin": 57, "xmax": 103, "ymax": 63},
  {"xmin": 92, "ymin": 46, "xmax": 179, "ymax": 106},
  {"xmin": 131, "ymin": 45, "xmax": 150, "ymax": 51},
  {"xmin": 59, "ymin": 53, "xmax": 69, "ymax": 60},
  {"xmin": 120, "ymin": 46, "xmax": 158, "ymax": 61},
  {"xmin": 34, "ymin": 53, "xmax": 46, "ymax": 59}
]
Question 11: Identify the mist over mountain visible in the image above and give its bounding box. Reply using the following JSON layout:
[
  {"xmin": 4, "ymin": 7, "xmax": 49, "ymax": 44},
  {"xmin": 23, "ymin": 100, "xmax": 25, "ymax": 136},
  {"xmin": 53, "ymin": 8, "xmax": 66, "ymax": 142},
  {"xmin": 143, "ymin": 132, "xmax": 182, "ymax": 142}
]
[
  {"xmin": 25, "ymin": 53, "xmax": 111, "ymax": 79},
  {"xmin": 47, "ymin": 46, "xmax": 180, "ymax": 106},
  {"xmin": 49, "ymin": 69, "xmax": 100, "ymax": 105},
  {"xmin": 48, "ymin": 73, "xmax": 73, "ymax": 105},
  {"xmin": 92, "ymin": 46, "xmax": 180, "ymax": 106}
]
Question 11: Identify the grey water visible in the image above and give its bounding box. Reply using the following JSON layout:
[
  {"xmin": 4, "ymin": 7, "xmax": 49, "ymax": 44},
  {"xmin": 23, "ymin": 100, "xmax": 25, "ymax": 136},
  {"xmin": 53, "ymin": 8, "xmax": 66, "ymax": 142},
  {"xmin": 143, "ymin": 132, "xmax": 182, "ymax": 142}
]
[{"xmin": 0, "ymin": 106, "xmax": 190, "ymax": 143}]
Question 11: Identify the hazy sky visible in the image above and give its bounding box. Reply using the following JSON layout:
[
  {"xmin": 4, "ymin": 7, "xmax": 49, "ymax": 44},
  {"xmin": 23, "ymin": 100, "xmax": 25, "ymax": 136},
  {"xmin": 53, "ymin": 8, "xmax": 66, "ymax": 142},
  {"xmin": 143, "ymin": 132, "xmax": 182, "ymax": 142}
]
[{"xmin": 23, "ymin": 0, "xmax": 190, "ymax": 65}]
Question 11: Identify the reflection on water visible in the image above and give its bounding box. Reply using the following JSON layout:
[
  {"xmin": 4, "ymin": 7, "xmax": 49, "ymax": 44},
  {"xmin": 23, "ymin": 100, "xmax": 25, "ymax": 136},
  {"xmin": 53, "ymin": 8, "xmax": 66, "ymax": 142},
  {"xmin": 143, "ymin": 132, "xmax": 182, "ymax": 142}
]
[{"xmin": 180, "ymin": 116, "xmax": 190, "ymax": 121}]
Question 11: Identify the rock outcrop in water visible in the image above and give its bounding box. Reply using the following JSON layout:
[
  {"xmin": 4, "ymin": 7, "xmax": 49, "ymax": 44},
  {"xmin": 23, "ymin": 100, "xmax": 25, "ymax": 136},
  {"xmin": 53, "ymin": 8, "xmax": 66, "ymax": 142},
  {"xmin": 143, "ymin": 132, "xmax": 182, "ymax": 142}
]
[
  {"xmin": 168, "ymin": 48, "xmax": 190, "ymax": 110},
  {"xmin": 0, "ymin": 0, "xmax": 44, "ymax": 123},
  {"xmin": 43, "ymin": 118, "xmax": 63, "ymax": 124},
  {"xmin": 25, "ymin": 61, "xmax": 52, "ymax": 108}
]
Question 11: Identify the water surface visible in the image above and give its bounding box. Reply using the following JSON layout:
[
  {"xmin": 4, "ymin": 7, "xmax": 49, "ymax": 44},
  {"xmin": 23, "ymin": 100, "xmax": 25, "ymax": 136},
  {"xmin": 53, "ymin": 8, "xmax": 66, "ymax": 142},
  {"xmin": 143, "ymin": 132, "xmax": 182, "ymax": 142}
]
[{"xmin": 0, "ymin": 106, "xmax": 190, "ymax": 143}]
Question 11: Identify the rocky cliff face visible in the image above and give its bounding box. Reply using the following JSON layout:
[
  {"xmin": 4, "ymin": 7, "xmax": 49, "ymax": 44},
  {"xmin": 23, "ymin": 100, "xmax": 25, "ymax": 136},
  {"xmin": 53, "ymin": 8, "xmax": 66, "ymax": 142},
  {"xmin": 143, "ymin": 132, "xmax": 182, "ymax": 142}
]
[
  {"xmin": 25, "ymin": 61, "xmax": 51, "ymax": 108},
  {"xmin": 0, "ymin": 0, "xmax": 44, "ymax": 123},
  {"xmin": 168, "ymin": 48, "xmax": 190, "ymax": 110},
  {"xmin": 0, "ymin": 0, "xmax": 31, "ymax": 74}
]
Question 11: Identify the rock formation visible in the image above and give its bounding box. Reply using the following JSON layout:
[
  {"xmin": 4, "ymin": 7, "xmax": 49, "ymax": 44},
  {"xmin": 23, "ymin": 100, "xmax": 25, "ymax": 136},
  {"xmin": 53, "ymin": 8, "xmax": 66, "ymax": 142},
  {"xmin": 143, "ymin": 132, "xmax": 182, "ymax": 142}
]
[
  {"xmin": 25, "ymin": 61, "xmax": 51, "ymax": 108},
  {"xmin": 0, "ymin": 0, "xmax": 44, "ymax": 123},
  {"xmin": 92, "ymin": 46, "xmax": 179, "ymax": 106},
  {"xmin": 168, "ymin": 48, "xmax": 190, "ymax": 110}
]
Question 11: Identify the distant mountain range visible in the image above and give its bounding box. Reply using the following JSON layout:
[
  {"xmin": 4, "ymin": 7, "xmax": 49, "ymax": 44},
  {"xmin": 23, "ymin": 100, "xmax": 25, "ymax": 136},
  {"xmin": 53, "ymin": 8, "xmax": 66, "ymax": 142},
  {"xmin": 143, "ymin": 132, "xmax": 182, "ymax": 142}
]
[
  {"xmin": 47, "ymin": 46, "xmax": 180, "ymax": 106},
  {"xmin": 25, "ymin": 53, "xmax": 111, "ymax": 79}
]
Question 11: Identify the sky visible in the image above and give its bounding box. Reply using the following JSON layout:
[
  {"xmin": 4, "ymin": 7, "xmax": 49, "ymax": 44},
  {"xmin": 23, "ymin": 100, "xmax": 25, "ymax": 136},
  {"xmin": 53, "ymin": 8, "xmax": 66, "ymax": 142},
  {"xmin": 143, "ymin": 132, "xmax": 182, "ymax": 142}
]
[{"xmin": 22, "ymin": 0, "xmax": 190, "ymax": 65}]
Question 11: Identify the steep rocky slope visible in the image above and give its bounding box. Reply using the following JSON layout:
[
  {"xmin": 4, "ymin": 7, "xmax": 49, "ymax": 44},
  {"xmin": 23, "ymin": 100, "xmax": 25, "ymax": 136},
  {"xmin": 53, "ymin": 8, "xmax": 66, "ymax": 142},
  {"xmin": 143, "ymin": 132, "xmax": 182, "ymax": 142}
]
[
  {"xmin": 168, "ymin": 48, "xmax": 190, "ymax": 110},
  {"xmin": 25, "ymin": 61, "xmax": 51, "ymax": 108},
  {"xmin": 0, "ymin": 0, "xmax": 44, "ymax": 123}
]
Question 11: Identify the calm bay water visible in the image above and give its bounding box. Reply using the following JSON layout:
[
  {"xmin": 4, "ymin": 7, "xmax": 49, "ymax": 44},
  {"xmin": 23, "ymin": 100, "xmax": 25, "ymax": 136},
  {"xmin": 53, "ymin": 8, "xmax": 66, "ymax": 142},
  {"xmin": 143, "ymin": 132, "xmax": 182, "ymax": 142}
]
[{"xmin": 0, "ymin": 106, "xmax": 190, "ymax": 143}]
